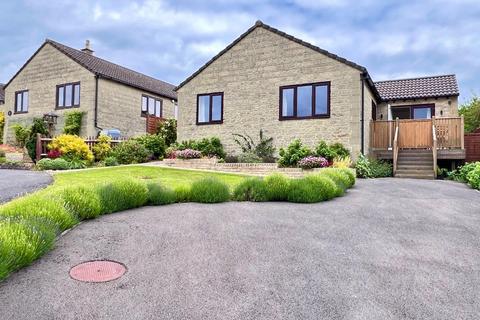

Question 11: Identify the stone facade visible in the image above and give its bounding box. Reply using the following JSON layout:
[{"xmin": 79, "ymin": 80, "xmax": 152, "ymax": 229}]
[
  {"xmin": 97, "ymin": 78, "xmax": 176, "ymax": 137},
  {"xmin": 177, "ymin": 27, "xmax": 369, "ymax": 158},
  {"xmin": 2, "ymin": 43, "xmax": 176, "ymax": 143},
  {"xmin": 375, "ymin": 96, "xmax": 458, "ymax": 120}
]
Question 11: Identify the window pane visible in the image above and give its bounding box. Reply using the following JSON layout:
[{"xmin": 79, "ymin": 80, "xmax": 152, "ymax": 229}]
[
  {"xmin": 282, "ymin": 88, "xmax": 294, "ymax": 117},
  {"xmin": 65, "ymin": 85, "xmax": 72, "ymax": 107},
  {"xmin": 413, "ymin": 107, "xmax": 432, "ymax": 119},
  {"xmin": 211, "ymin": 95, "xmax": 222, "ymax": 121},
  {"xmin": 391, "ymin": 107, "xmax": 410, "ymax": 119},
  {"xmin": 16, "ymin": 93, "xmax": 22, "ymax": 111},
  {"xmin": 58, "ymin": 87, "xmax": 65, "ymax": 107},
  {"xmin": 73, "ymin": 84, "xmax": 80, "ymax": 105},
  {"xmin": 315, "ymin": 85, "xmax": 328, "ymax": 115},
  {"xmin": 155, "ymin": 100, "xmax": 161, "ymax": 117},
  {"xmin": 198, "ymin": 95, "xmax": 210, "ymax": 123},
  {"xmin": 297, "ymin": 85, "xmax": 312, "ymax": 117},
  {"xmin": 141, "ymin": 96, "xmax": 148, "ymax": 112},
  {"xmin": 148, "ymin": 97, "xmax": 155, "ymax": 114},
  {"xmin": 22, "ymin": 92, "xmax": 29, "ymax": 111}
]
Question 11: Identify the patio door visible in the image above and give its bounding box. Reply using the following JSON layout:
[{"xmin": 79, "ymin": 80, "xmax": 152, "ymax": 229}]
[{"xmin": 391, "ymin": 104, "xmax": 435, "ymax": 120}]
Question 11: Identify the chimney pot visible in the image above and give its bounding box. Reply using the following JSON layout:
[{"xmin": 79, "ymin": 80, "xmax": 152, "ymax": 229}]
[{"xmin": 81, "ymin": 40, "xmax": 94, "ymax": 55}]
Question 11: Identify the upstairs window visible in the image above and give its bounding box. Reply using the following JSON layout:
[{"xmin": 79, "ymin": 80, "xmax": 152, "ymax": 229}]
[
  {"xmin": 197, "ymin": 92, "xmax": 223, "ymax": 125},
  {"xmin": 57, "ymin": 82, "xmax": 80, "ymax": 108},
  {"xmin": 280, "ymin": 82, "xmax": 330, "ymax": 120},
  {"xmin": 15, "ymin": 90, "xmax": 29, "ymax": 113},
  {"xmin": 141, "ymin": 95, "xmax": 162, "ymax": 117}
]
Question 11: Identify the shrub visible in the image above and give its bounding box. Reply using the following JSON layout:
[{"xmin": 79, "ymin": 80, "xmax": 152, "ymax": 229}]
[
  {"xmin": 147, "ymin": 182, "xmax": 177, "ymax": 205},
  {"xmin": 96, "ymin": 179, "xmax": 148, "ymax": 214},
  {"xmin": 264, "ymin": 173, "xmax": 290, "ymax": 201},
  {"xmin": 189, "ymin": 177, "xmax": 230, "ymax": 203},
  {"xmin": 466, "ymin": 163, "xmax": 480, "ymax": 189},
  {"xmin": 63, "ymin": 111, "xmax": 84, "ymax": 136},
  {"xmin": 156, "ymin": 119, "xmax": 177, "ymax": 146},
  {"xmin": 298, "ymin": 156, "xmax": 329, "ymax": 169},
  {"xmin": 318, "ymin": 168, "xmax": 350, "ymax": 193},
  {"xmin": 355, "ymin": 154, "xmax": 372, "ymax": 178},
  {"xmin": 233, "ymin": 130, "xmax": 275, "ymax": 162},
  {"xmin": 26, "ymin": 118, "xmax": 49, "ymax": 162},
  {"xmin": 448, "ymin": 162, "xmax": 478, "ymax": 183},
  {"xmin": 370, "ymin": 159, "xmax": 393, "ymax": 178},
  {"xmin": 237, "ymin": 152, "xmax": 263, "ymax": 163},
  {"xmin": 60, "ymin": 186, "xmax": 102, "ymax": 220},
  {"xmin": 287, "ymin": 175, "xmax": 337, "ymax": 203},
  {"xmin": 165, "ymin": 146, "xmax": 177, "ymax": 159},
  {"xmin": 0, "ymin": 218, "xmax": 57, "ymax": 281},
  {"xmin": 332, "ymin": 156, "xmax": 352, "ymax": 169},
  {"xmin": 174, "ymin": 185, "xmax": 191, "ymax": 202},
  {"xmin": 36, "ymin": 158, "xmax": 71, "ymax": 170},
  {"xmin": 0, "ymin": 195, "xmax": 78, "ymax": 230},
  {"xmin": 278, "ymin": 139, "xmax": 312, "ymax": 167},
  {"xmin": 113, "ymin": 140, "xmax": 151, "ymax": 164},
  {"xmin": 225, "ymin": 155, "xmax": 239, "ymax": 163},
  {"xmin": 49, "ymin": 134, "xmax": 94, "ymax": 162},
  {"xmin": 0, "ymin": 112, "xmax": 4, "ymax": 142},
  {"xmin": 315, "ymin": 140, "xmax": 336, "ymax": 161},
  {"xmin": 329, "ymin": 143, "xmax": 350, "ymax": 159},
  {"xmin": 337, "ymin": 168, "xmax": 356, "ymax": 188},
  {"xmin": 11, "ymin": 124, "xmax": 31, "ymax": 148},
  {"xmin": 175, "ymin": 149, "xmax": 202, "ymax": 159},
  {"xmin": 47, "ymin": 149, "xmax": 62, "ymax": 159},
  {"xmin": 195, "ymin": 137, "xmax": 226, "ymax": 159},
  {"xmin": 232, "ymin": 178, "xmax": 268, "ymax": 201},
  {"xmin": 135, "ymin": 134, "xmax": 166, "ymax": 159},
  {"xmin": 92, "ymin": 134, "xmax": 112, "ymax": 162},
  {"xmin": 104, "ymin": 156, "xmax": 119, "ymax": 167}
]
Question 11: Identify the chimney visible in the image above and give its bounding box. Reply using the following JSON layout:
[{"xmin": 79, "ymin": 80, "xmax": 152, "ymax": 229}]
[{"xmin": 81, "ymin": 40, "xmax": 94, "ymax": 55}]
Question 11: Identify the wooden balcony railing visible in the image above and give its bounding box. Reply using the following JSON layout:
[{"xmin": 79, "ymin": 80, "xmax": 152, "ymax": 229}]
[{"xmin": 370, "ymin": 117, "xmax": 464, "ymax": 150}]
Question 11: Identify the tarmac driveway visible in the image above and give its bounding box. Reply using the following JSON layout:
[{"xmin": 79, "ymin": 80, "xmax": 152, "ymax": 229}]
[
  {"xmin": 0, "ymin": 169, "xmax": 52, "ymax": 203},
  {"xmin": 0, "ymin": 178, "xmax": 479, "ymax": 320}
]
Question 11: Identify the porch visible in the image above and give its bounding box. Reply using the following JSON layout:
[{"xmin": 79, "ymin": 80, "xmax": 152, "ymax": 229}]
[{"xmin": 370, "ymin": 117, "xmax": 465, "ymax": 178}]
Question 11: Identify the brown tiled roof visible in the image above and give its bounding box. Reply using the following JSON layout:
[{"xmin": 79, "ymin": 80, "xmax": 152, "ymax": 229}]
[
  {"xmin": 0, "ymin": 84, "xmax": 4, "ymax": 102},
  {"xmin": 374, "ymin": 74, "xmax": 459, "ymax": 101},
  {"xmin": 176, "ymin": 20, "xmax": 381, "ymax": 100},
  {"xmin": 4, "ymin": 40, "xmax": 177, "ymax": 100}
]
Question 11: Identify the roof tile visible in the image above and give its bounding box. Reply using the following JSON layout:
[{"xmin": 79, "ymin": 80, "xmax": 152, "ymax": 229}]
[{"xmin": 0, "ymin": 84, "xmax": 4, "ymax": 102}]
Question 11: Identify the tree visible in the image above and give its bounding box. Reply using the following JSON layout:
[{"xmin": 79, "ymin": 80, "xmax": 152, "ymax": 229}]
[{"xmin": 459, "ymin": 95, "xmax": 480, "ymax": 133}]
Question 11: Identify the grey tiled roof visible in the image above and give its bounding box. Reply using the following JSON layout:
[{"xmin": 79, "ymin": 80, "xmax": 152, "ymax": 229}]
[
  {"xmin": 46, "ymin": 39, "xmax": 177, "ymax": 100},
  {"xmin": 374, "ymin": 74, "xmax": 459, "ymax": 101},
  {"xmin": 0, "ymin": 84, "xmax": 4, "ymax": 102}
]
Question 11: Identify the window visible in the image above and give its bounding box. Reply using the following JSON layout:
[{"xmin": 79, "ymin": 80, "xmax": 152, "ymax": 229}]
[
  {"xmin": 56, "ymin": 82, "xmax": 80, "ymax": 108},
  {"xmin": 196, "ymin": 92, "xmax": 223, "ymax": 125},
  {"xmin": 141, "ymin": 95, "xmax": 162, "ymax": 117},
  {"xmin": 15, "ymin": 90, "xmax": 29, "ymax": 113},
  {"xmin": 280, "ymin": 82, "xmax": 330, "ymax": 120},
  {"xmin": 391, "ymin": 104, "xmax": 435, "ymax": 120}
]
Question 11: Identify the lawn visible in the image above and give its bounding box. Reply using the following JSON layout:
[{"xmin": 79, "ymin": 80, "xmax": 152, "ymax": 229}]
[{"xmin": 50, "ymin": 165, "xmax": 248, "ymax": 190}]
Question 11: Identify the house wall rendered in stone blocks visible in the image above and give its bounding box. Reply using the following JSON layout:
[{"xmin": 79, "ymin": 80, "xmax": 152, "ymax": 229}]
[
  {"xmin": 376, "ymin": 96, "xmax": 459, "ymax": 120},
  {"xmin": 96, "ymin": 78, "xmax": 176, "ymax": 137},
  {"xmin": 363, "ymin": 83, "xmax": 378, "ymax": 154},
  {"xmin": 177, "ymin": 27, "xmax": 365, "ymax": 158},
  {"xmin": 2, "ymin": 43, "xmax": 96, "ymax": 144}
]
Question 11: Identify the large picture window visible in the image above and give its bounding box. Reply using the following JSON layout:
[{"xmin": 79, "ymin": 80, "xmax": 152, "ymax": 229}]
[
  {"xmin": 56, "ymin": 82, "xmax": 80, "ymax": 108},
  {"xmin": 15, "ymin": 90, "xmax": 29, "ymax": 113},
  {"xmin": 279, "ymin": 82, "xmax": 330, "ymax": 120},
  {"xmin": 196, "ymin": 92, "xmax": 223, "ymax": 125},
  {"xmin": 141, "ymin": 95, "xmax": 162, "ymax": 117}
]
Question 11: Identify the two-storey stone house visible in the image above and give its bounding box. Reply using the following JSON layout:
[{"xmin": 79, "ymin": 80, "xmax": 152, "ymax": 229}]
[
  {"xmin": 175, "ymin": 21, "xmax": 462, "ymax": 175},
  {"xmin": 2, "ymin": 40, "xmax": 177, "ymax": 143}
]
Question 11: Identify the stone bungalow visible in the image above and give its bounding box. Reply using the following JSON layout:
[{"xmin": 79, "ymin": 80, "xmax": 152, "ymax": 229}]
[
  {"xmin": 175, "ymin": 21, "xmax": 460, "ymax": 159},
  {"xmin": 2, "ymin": 40, "xmax": 177, "ymax": 144}
]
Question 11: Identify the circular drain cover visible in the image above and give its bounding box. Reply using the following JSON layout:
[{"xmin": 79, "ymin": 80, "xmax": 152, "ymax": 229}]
[{"xmin": 70, "ymin": 260, "xmax": 126, "ymax": 283}]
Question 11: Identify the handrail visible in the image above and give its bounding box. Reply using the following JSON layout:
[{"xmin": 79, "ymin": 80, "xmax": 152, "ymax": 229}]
[
  {"xmin": 393, "ymin": 121, "xmax": 399, "ymax": 176},
  {"xmin": 432, "ymin": 122, "xmax": 438, "ymax": 178}
]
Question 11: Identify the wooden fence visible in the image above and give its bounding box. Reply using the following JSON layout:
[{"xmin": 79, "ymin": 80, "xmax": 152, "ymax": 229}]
[
  {"xmin": 35, "ymin": 134, "xmax": 128, "ymax": 162},
  {"xmin": 465, "ymin": 128, "xmax": 480, "ymax": 162},
  {"xmin": 146, "ymin": 115, "xmax": 164, "ymax": 134}
]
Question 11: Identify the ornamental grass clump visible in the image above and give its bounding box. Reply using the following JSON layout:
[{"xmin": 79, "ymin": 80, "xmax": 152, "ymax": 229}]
[
  {"xmin": 189, "ymin": 177, "xmax": 230, "ymax": 203},
  {"xmin": 287, "ymin": 175, "xmax": 339, "ymax": 203},
  {"xmin": 175, "ymin": 149, "xmax": 202, "ymax": 159},
  {"xmin": 318, "ymin": 168, "xmax": 352, "ymax": 192},
  {"xmin": 298, "ymin": 156, "xmax": 329, "ymax": 170},
  {"xmin": 0, "ymin": 217, "xmax": 57, "ymax": 281},
  {"xmin": 96, "ymin": 179, "xmax": 148, "ymax": 214},
  {"xmin": 0, "ymin": 195, "xmax": 78, "ymax": 231},
  {"xmin": 232, "ymin": 178, "xmax": 269, "ymax": 202},
  {"xmin": 60, "ymin": 186, "xmax": 102, "ymax": 220},
  {"xmin": 147, "ymin": 182, "xmax": 177, "ymax": 205},
  {"xmin": 264, "ymin": 173, "xmax": 290, "ymax": 201},
  {"xmin": 174, "ymin": 185, "xmax": 191, "ymax": 202}
]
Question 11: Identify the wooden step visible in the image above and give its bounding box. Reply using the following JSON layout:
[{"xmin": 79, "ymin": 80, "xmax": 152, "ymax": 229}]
[
  {"xmin": 395, "ymin": 173, "xmax": 435, "ymax": 179},
  {"xmin": 397, "ymin": 164, "xmax": 433, "ymax": 170}
]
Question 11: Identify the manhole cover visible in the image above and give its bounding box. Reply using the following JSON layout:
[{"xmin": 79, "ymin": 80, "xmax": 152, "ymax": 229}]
[{"xmin": 69, "ymin": 260, "xmax": 126, "ymax": 283}]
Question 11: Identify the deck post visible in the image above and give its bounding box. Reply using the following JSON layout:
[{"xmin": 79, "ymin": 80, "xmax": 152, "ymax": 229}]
[
  {"xmin": 461, "ymin": 115, "xmax": 465, "ymax": 149},
  {"xmin": 35, "ymin": 133, "xmax": 42, "ymax": 162}
]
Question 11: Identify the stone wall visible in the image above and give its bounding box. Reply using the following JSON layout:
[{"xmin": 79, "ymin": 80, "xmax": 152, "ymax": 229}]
[
  {"xmin": 2, "ymin": 43, "xmax": 96, "ymax": 143},
  {"xmin": 177, "ymin": 26, "xmax": 364, "ymax": 158}
]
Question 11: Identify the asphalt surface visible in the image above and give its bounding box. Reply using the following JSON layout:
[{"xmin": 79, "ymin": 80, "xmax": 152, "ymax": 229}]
[
  {"xmin": 0, "ymin": 178, "xmax": 479, "ymax": 320},
  {"xmin": 0, "ymin": 169, "xmax": 52, "ymax": 203}
]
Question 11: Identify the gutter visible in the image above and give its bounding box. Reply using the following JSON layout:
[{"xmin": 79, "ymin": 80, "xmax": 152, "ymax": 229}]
[{"xmin": 360, "ymin": 73, "xmax": 366, "ymax": 155}]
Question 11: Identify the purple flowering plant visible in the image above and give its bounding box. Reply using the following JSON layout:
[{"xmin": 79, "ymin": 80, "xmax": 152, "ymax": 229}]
[
  {"xmin": 175, "ymin": 149, "xmax": 202, "ymax": 159},
  {"xmin": 298, "ymin": 156, "xmax": 329, "ymax": 169}
]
